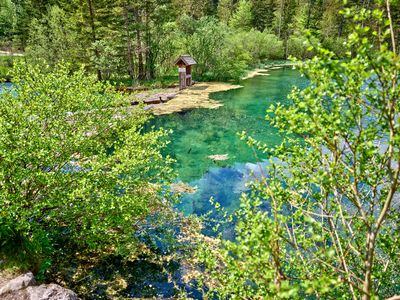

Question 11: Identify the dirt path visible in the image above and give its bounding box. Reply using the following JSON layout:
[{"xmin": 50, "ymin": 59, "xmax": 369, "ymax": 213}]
[{"xmin": 0, "ymin": 51, "xmax": 24, "ymax": 56}]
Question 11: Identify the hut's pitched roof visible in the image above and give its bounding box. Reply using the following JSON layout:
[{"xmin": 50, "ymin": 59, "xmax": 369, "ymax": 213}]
[{"xmin": 175, "ymin": 55, "xmax": 197, "ymax": 66}]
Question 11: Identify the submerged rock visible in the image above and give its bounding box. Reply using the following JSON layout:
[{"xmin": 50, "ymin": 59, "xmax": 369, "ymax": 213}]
[
  {"xmin": 208, "ymin": 154, "xmax": 229, "ymax": 161},
  {"xmin": 171, "ymin": 181, "xmax": 198, "ymax": 194},
  {"xmin": 242, "ymin": 69, "xmax": 270, "ymax": 80}
]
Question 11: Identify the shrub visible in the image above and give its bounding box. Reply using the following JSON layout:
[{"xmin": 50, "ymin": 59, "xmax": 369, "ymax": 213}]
[
  {"xmin": 321, "ymin": 36, "xmax": 347, "ymax": 58},
  {"xmin": 178, "ymin": 17, "xmax": 250, "ymax": 81},
  {"xmin": 229, "ymin": 30, "xmax": 284, "ymax": 63},
  {"xmin": 262, "ymin": 32, "xmax": 285, "ymax": 59},
  {"xmin": 287, "ymin": 33, "xmax": 318, "ymax": 59},
  {"xmin": 177, "ymin": 17, "xmax": 284, "ymax": 81},
  {"xmin": 0, "ymin": 62, "xmax": 174, "ymax": 268},
  {"xmin": 0, "ymin": 55, "xmax": 21, "ymax": 81}
]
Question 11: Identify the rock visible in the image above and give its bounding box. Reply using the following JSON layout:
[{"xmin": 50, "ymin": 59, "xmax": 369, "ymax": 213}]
[
  {"xmin": 208, "ymin": 154, "xmax": 229, "ymax": 161},
  {"xmin": 0, "ymin": 272, "xmax": 79, "ymax": 300},
  {"xmin": 166, "ymin": 92, "xmax": 177, "ymax": 100},
  {"xmin": 0, "ymin": 272, "xmax": 36, "ymax": 296},
  {"xmin": 26, "ymin": 284, "xmax": 78, "ymax": 300},
  {"xmin": 171, "ymin": 181, "xmax": 198, "ymax": 194},
  {"xmin": 144, "ymin": 104, "xmax": 160, "ymax": 110},
  {"xmin": 242, "ymin": 69, "xmax": 270, "ymax": 80}
]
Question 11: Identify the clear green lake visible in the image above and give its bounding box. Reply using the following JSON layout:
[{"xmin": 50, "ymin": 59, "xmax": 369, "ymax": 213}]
[{"xmin": 149, "ymin": 67, "xmax": 308, "ymax": 227}]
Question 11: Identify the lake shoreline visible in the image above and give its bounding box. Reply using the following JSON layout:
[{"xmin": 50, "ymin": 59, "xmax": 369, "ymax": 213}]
[
  {"xmin": 147, "ymin": 62, "xmax": 298, "ymax": 115},
  {"xmin": 242, "ymin": 61, "xmax": 298, "ymax": 80},
  {"xmin": 150, "ymin": 82, "xmax": 242, "ymax": 115}
]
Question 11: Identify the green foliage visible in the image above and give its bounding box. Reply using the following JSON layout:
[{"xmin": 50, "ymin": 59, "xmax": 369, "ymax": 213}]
[
  {"xmin": 287, "ymin": 32, "xmax": 318, "ymax": 59},
  {"xmin": 0, "ymin": 0, "xmax": 17, "ymax": 40},
  {"xmin": 152, "ymin": 21, "xmax": 181, "ymax": 78},
  {"xmin": 231, "ymin": 30, "xmax": 284, "ymax": 61},
  {"xmin": 251, "ymin": 0, "xmax": 276, "ymax": 31},
  {"xmin": 176, "ymin": 17, "xmax": 285, "ymax": 80},
  {"xmin": 217, "ymin": 0, "xmax": 235, "ymax": 24},
  {"xmin": 90, "ymin": 39, "xmax": 122, "ymax": 80},
  {"xmin": 0, "ymin": 55, "xmax": 21, "ymax": 81},
  {"xmin": 199, "ymin": 6, "xmax": 400, "ymax": 299},
  {"xmin": 172, "ymin": 0, "xmax": 214, "ymax": 19},
  {"xmin": 229, "ymin": 0, "xmax": 253, "ymax": 31},
  {"xmin": 179, "ymin": 17, "xmax": 249, "ymax": 81},
  {"xmin": 2, "ymin": 0, "xmax": 400, "ymax": 82},
  {"xmin": 0, "ymin": 62, "xmax": 174, "ymax": 267},
  {"xmin": 26, "ymin": 6, "xmax": 79, "ymax": 66},
  {"xmin": 321, "ymin": 36, "xmax": 347, "ymax": 58}
]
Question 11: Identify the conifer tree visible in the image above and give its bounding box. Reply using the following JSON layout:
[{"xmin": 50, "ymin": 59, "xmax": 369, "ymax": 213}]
[{"xmin": 229, "ymin": 0, "xmax": 253, "ymax": 31}]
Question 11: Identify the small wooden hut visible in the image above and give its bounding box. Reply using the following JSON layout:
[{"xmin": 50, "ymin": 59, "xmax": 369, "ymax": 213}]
[{"xmin": 175, "ymin": 55, "xmax": 197, "ymax": 90}]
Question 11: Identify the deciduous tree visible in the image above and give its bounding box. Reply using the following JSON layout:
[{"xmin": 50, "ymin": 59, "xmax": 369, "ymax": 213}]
[{"xmin": 199, "ymin": 4, "xmax": 400, "ymax": 299}]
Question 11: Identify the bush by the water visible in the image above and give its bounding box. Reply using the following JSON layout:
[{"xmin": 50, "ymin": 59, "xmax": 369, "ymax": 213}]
[
  {"xmin": 0, "ymin": 55, "xmax": 21, "ymax": 81},
  {"xmin": 0, "ymin": 62, "xmax": 174, "ymax": 271}
]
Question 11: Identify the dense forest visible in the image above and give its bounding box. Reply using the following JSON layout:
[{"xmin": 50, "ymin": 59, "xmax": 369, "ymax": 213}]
[{"xmin": 1, "ymin": 0, "xmax": 399, "ymax": 81}]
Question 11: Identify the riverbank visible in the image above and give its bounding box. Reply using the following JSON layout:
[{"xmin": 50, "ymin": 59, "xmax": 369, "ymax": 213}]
[
  {"xmin": 2, "ymin": 62, "xmax": 294, "ymax": 116},
  {"xmin": 1, "ymin": 79, "xmax": 242, "ymax": 116},
  {"xmin": 241, "ymin": 61, "xmax": 298, "ymax": 80},
  {"xmin": 150, "ymin": 82, "xmax": 242, "ymax": 115}
]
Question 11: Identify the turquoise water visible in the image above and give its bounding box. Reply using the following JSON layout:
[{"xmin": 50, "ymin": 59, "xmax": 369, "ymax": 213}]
[
  {"xmin": 0, "ymin": 82, "xmax": 12, "ymax": 92},
  {"xmin": 150, "ymin": 68, "xmax": 308, "ymax": 223}
]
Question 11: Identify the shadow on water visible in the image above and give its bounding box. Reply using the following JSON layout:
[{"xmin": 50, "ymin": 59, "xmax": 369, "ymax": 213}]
[
  {"xmin": 80, "ymin": 256, "xmax": 201, "ymax": 299},
  {"xmin": 54, "ymin": 214, "xmax": 204, "ymax": 299}
]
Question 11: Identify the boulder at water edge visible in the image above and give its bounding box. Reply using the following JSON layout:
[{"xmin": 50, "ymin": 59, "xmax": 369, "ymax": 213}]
[{"xmin": 0, "ymin": 272, "xmax": 79, "ymax": 300}]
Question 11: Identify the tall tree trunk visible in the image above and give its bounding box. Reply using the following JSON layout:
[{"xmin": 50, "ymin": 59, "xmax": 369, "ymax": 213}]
[
  {"xmin": 144, "ymin": 3, "xmax": 155, "ymax": 80},
  {"xmin": 146, "ymin": 50, "xmax": 156, "ymax": 80},
  {"xmin": 87, "ymin": 0, "xmax": 102, "ymax": 80},
  {"xmin": 134, "ymin": 8, "xmax": 145, "ymax": 80},
  {"xmin": 284, "ymin": 32, "xmax": 289, "ymax": 59},
  {"xmin": 277, "ymin": 0, "xmax": 284, "ymax": 38},
  {"xmin": 123, "ymin": 3, "xmax": 134, "ymax": 80},
  {"xmin": 306, "ymin": 0, "xmax": 313, "ymax": 29}
]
